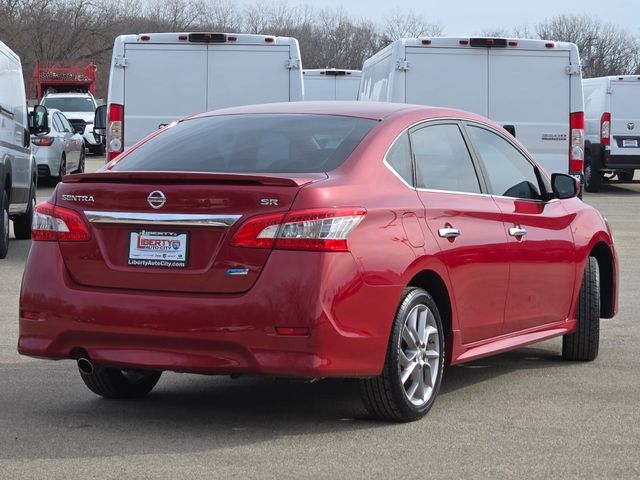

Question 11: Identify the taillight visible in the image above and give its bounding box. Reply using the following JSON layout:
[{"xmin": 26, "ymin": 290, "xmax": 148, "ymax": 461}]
[
  {"xmin": 32, "ymin": 202, "xmax": 90, "ymax": 242},
  {"xmin": 107, "ymin": 103, "xmax": 124, "ymax": 161},
  {"xmin": 231, "ymin": 208, "xmax": 366, "ymax": 252},
  {"xmin": 569, "ymin": 112, "xmax": 585, "ymax": 175},
  {"xmin": 600, "ymin": 112, "xmax": 611, "ymax": 145},
  {"xmin": 32, "ymin": 136, "xmax": 54, "ymax": 147}
]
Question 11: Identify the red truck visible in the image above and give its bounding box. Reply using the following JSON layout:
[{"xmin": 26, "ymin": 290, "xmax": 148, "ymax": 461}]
[{"xmin": 28, "ymin": 60, "xmax": 97, "ymax": 101}]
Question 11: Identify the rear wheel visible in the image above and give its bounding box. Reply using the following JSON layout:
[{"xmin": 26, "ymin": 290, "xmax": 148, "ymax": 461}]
[
  {"xmin": 584, "ymin": 156, "xmax": 601, "ymax": 193},
  {"xmin": 52, "ymin": 155, "xmax": 66, "ymax": 185},
  {"xmin": 617, "ymin": 169, "xmax": 634, "ymax": 182},
  {"xmin": 79, "ymin": 363, "xmax": 162, "ymax": 399},
  {"xmin": 74, "ymin": 148, "xmax": 86, "ymax": 174},
  {"xmin": 562, "ymin": 257, "xmax": 600, "ymax": 361},
  {"xmin": 0, "ymin": 190, "xmax": 9, "ymax": 259},
  {"xmin": 360, "ymin": 287, "xmax": 444, "ymax": 422},
  {"xmin": 13, "ymin": 180, "xmax": 36, "ymax": 240}
]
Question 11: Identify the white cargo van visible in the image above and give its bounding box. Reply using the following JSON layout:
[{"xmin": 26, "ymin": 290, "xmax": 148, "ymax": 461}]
[
  {"xmin": 360, "ymin": 37, "xmax": 585, "ymax": 180},
  {"xmin": 106, "ymin": 32, "xmax": 304, "ymax": 160},
  {"xmin": 582, "ymin": 75, "xmax": 640, "ymax": 192},
  {"xmin": 0, "ymin": 40, "xmax": 48, "ymax": 258},
  {"xmin": 303, "ymin": 69, "xmax": 361, "ymax": 100}
]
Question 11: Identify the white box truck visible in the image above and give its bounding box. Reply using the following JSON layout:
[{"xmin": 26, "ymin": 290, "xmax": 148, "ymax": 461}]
[
  {"xmin": 303, "ymin": 69, "xmax": 361, "ymax": 100},
  {"xmin": 105, "ymin": 32, "xmax": 304, "ymax": 160},
  {"xmin": 582, "ymin": 75, "xmax": 640, "ymax": 192},
  {"xmin": 360, "ymin": 37, "xmax": 585, "ymax": 180}
]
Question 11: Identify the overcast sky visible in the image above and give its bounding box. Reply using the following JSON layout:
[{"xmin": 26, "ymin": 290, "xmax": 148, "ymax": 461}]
[{"xmin": 236, "ymin": 0, "xmax": 639, "ymax": 36}]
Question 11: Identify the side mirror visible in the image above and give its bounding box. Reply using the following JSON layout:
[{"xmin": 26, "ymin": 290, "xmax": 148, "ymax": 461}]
[
  {"xmin": 29, "ymin": 105, "xmax": 49, "ymax": 135},
  {"xmin": 551, "ymin": 173, "xmax": 579, "ymax": 199},
  {"xmin": 93, "ymin": 105, "xmax": 107, "ymax": 137}
]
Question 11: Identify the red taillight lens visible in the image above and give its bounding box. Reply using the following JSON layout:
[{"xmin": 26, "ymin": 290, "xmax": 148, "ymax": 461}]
[
  {"xmin": 231, "ymin": 208, "xmax": 366, "ymax": 252},
  {"xmin": 32, "ymin": 136, "xmax": 54, "ymax": 147},
  {"xmin": 600, "ymin": 112, "xmax": 611, "ymax": 145},
  {"xmin": 107, "ymin": 103, "xmax": 124, "ymax": 161},
  {"xmin": 569, "ymin": 112, "xmax": 585, "ymax": 174},
  {"xmin": 32, "ymin": 202, "xmax": 90, "ymax": 242}
]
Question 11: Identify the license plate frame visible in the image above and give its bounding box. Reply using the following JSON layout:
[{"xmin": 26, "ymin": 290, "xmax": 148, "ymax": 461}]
[
  {"xmin": 127, "ymin": 230, "xmax": 189, "ymax": 268},
  {"xmin": 622, "ymin": 139, "xmax": 638, "ymax": 148}
]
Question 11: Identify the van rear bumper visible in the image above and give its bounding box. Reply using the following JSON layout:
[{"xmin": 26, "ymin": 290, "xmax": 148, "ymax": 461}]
[{"xmin": 603, "ymin": 152, "xmax": 640, "ymax": 169}]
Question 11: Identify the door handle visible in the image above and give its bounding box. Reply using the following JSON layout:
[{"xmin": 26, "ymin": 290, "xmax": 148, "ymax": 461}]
[
  {"xmin": 508, "ymin": 226, "xmax": 527, "ymax": 237},
  {"xmin": 438, "ymin": 227, "xmax": 461, "ymax": 238}
]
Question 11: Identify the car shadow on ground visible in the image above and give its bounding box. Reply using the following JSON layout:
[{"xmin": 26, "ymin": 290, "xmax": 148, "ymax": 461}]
[{"xmin": 2, "ymin": 343, "xmax": 568, "ymax": 460}]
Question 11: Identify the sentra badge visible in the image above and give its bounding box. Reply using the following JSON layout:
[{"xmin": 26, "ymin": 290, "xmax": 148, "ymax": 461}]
[{"xmin": 61, "ymin": 194, "xmax": 95, "ymax": 202}]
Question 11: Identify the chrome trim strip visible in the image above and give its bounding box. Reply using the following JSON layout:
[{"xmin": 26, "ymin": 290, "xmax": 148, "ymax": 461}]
[{"xmin": 84, "ymin": 211, "xmax": 241, "ymax": 227}]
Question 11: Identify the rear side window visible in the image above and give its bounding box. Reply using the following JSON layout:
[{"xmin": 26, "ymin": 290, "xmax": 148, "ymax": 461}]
[
  {"xmin": 411, "ymin": 124, "xmax": 481, "ymax": 193},
  {"xmin": 112, "ymin": 114, "xmax": 377, "ymax": 173},
  {"xmin": 385, "ymin": 132, "xmax": 413, "ymax": 186},
  {"xmin": 466, "ymin": 126, "xmax": 542, "ymax": 200}
]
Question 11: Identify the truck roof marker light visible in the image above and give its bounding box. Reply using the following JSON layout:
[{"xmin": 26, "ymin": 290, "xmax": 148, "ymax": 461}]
[
  {"xmin": 421, "ymin": 39, "xmax": 432, "ymax": 45},
  {"xmin": 140, "ymin": 35, "xmax": 150, "ymax": 41},
  {"xmin": 178, "ymin": 35, "xmax": 188, "ymax": 41},
  {"xmin": 265, "ymin": 37, "xmax": 275, "ymax": 43},
  {"xmin": 545, "ymin": 42, "xmax": 555, "ymax": 48},
  {"xmin": 508, "ymin": 41, "xmax": 518, "ymax": 47},
  {"xmin": 227, "ymin": 36, "xmax": 237, "ymax": 42},
  {"xmin": 459, "ymin": 39, "xmax": 469, "ymax": 45}
]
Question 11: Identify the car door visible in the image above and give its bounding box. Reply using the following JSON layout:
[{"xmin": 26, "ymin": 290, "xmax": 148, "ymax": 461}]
[
  {"xmin": 57, "ymin": 113, "xmax": 80, "ymax": 169},
  {"xmin": 464, "ymin": 123, "xmax": 576, "ymax": 333},
  {"xmin": 412, "ymin": 122, "xmax": 510, "ymax": 344}
]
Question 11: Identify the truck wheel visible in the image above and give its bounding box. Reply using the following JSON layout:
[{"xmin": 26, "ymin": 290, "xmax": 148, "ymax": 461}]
[
  {"xmin": 0, "ymin": 190, "xmax": 9, "ymax": 259},
  {"xmin": 584, "ymin": 156, "xmax": 601, "ymax": 193},
  {"xmin": 360, "ymin": 287, "xmax": 445, "ymax": 422},
  {"xmin": 13, "ymin": 181, "xmax": 36, "ymax": 240},
  {"xmin": 617, "ymin": 170, "xmax": 634, "ymax": 182},
  {"xmin": 562, "ymin": 257, "xmax": 600, "ymax": 361},
  {"xmin": 79, "ymin": 363, "xmax": 162, "ymax": 399}
]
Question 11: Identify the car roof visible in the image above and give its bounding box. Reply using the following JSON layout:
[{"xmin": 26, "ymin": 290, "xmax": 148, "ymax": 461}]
[
  {"xmin": 43, "ymin": 93, "xmax": 93, "ymax": 98},
  {"xmin": 191, "ymin": 101, "xmax": 490, "ymax": 122}
]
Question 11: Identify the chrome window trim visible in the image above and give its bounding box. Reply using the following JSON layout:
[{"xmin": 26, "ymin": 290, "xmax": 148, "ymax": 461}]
[{"xmin": 84, "ymin": 211, "xmax": 242, "ymax": 227}]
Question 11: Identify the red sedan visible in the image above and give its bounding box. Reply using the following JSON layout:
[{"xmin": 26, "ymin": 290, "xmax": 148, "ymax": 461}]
[{"xmin": 19, "ymin": 102, "xmax": 618, "ymax": 422}]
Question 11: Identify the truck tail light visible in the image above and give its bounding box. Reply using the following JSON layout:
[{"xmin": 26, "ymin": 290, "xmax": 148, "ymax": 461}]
[
  {"xmin": 569, "ymin": 112, "xmax": 585, "ymax": 175},
  {"xmin": 32, "ymin": 202, "xmax": 90, "ymax": 242},
  {"xmin": 107, "ymin": 103, "xmax": 124, "ymax": 161},
  {"xmin": 600, "ymin": 112, "xmax": 611, "ymax": 145},
  {"xmin": 231, "ymin": 208, "xmax": 366, "ymax": 251},
  {"xmin": 31, "ymin": 136, "xmax": 54, "ymax": 147}
]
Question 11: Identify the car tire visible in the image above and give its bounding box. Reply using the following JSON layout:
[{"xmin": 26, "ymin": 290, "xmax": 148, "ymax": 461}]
[
  {"xmin": 584, "ymin": 156, "xmax": 601, "ymax": 193},
  {"xmin": 359, "ymin": 287, "xmax": 445, "ymax": 422},
  {"xmin": 562, "ymin": 256, "xmax": 600, "ymax": 361},
  {"xmin": 79, "ymin": 363, "xmax": 162, "ymax": 399},
  {"xmin": 74, "ymin": 148, "xmax": 85, "ymax": 174},
  {"xmin": 13, "ymin": 180, "xmax": 36, "ymax": 240},
  {"xmin": 0, "ymin": 190, "xmax": 9, "ymax": 259},
  {"xmin": 617, "ymin": 169, "xmax": 634, "ymax": 182},
  {"xmin": 52, "ymin": 155, "xmax": 66, "ymax": 186}
]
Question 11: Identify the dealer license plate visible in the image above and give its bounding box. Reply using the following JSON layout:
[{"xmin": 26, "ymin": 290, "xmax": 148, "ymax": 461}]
[
  {"xmin": 128, "ymin": 231, "xmax": 188, "ymax": 268},
  {"xmin": 622, "ymin": 139, "xmax": 638, "ymax": 147}
]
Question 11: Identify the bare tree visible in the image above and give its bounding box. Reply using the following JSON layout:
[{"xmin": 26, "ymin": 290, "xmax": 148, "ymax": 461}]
[{"xmin": 382, "ymin": 8, "xmax": 443, "ymax": 43}]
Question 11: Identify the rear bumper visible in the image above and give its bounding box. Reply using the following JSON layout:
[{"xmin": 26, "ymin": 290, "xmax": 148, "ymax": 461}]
[
  {"xmin": 18, "ymin": 243, "xmax": 400, "ymax": 377},
  {"xmin": 603, "ymin": 152, "xmax": 640, "ymax": 169}
]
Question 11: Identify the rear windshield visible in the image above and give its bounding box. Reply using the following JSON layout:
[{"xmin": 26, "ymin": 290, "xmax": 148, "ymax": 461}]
[
  {"xmin": 112, "ymin": 114, "xmax": 377, "ymax": 173},
  {"xmin": 42, "ymin": 97, "xmax": 95, "ymax": 112}
]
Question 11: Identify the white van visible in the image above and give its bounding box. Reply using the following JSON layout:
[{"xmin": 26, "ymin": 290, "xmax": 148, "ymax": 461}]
[
  {"xmin": 360, "ymin": 37, "xmax": 585, "ymax": 180},
  {"xmin": 105, "ymin": 32, "xmax": 304, "ymax": 160},
  {"xmin": 582, "ymin": 75, "xmax": 640, "ymax": 192},
  {"xmin": 303, "ymin": 69, "xmax": 361, "ymax": 100},
  {"xmin": 0, "ymin": 40, "xmax": 48, "ymax": 258}
]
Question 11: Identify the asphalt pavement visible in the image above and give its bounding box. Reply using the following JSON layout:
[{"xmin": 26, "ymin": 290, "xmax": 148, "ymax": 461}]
[{"xmin": 0, "ymin": 159, "xmax": 638, "ymax": 479}]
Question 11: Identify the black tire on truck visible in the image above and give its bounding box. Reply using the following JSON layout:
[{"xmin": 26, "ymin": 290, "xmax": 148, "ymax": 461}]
[
  {"xmin": 13, "ymin": 180, "xmax": 36, "ymax": 240},
  {"xmin": 0, "ymin": 190, "xmax": 9, "ymax": 258},
  {"xmin": 584, "ymin": 154, "xmax": 601, "ymax": 193}
]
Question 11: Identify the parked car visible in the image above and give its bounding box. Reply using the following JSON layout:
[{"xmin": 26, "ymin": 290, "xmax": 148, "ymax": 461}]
[
  {"xmin": 303, "ymin": 69, "xmax": 361, "ymax": 100},
  {"xmin": 31, "ymin": 108, "xmax": 85, "ymax": 184},
  {"xmin": 41, "ymin": 92, "xmax": 104, "ymax": 155},
  {"xmin": 0, "ymin": 40, "xmax": 48, "ymax": 258},
  {"xmin": 583, "ymin": 75, "xmax": 640, "ymax": 192},
  {"xmin": 105, "ymin": 32, "xmax": 304, "ymax": 160},
  {"xmin": 19, "ymin": 102, "xmax": 617, "ymax": 422},
  {"xmin": 360, "ymin": 37, "xmax": 585, "ymax": 183}
]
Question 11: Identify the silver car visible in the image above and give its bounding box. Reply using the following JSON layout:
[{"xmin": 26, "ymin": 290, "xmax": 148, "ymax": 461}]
[{"xmin": 31, "ymin": 109, "xmax": 85, "ymax": 184}]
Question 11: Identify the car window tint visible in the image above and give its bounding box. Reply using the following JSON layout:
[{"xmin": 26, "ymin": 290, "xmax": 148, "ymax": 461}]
[
  {"xmin": 385, "ymin": 132, "xmax": 413, "ymax": 186},
  {"xmin": 52, "ymin": 114, "xmax": 63, "ymax": 133},
  {"xmin": 58, "ymin": 114, "xmax": 72, "ymax": 133},
  {"xmin": 467, "ymin": 126, "xmax": 542, "ymax": 200},
  {"xmin": 112, "ymin": 114, "xmax": 376, "ymax": 174},
  {"xmin": 411, "ymin": 124, "xmax": 481, "ymax": 193}
]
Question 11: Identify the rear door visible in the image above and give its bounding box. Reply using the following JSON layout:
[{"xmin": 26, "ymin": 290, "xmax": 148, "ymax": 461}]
[
  {"xmin": 488, "ymin": 49, "xmax": 570, "ymax": 174},
  {"xmin": 335, "ymin": 76, "xmax": 361, "ymax": 100},
  {"xmin": 207, "ymin": 45, "xmax": 291, "ymax": 109},
  {"xmin": 124, "ymin": 44, "xmax": 208, "ymax": 149},
  {"xmin": 405, "ymin": 47, "xmax": 488, "ymax": 116},
  {"xmin": 609, "ymin": 82, "xmax": 640, "ymax": 156}
]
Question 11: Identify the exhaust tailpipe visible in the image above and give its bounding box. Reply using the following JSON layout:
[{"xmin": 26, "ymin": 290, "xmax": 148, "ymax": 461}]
[{"xmin": 77, "ymin": 357, "xmax": 94, "ymax": 375}]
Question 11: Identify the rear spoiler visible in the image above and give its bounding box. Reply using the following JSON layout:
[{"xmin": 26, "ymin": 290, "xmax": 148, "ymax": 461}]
[{"xmin": 63, "ymin": 171, "xmax": 327, "ymax": 187}]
